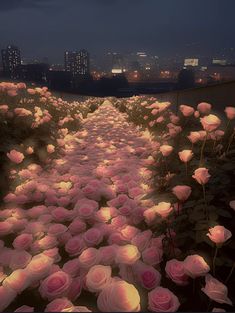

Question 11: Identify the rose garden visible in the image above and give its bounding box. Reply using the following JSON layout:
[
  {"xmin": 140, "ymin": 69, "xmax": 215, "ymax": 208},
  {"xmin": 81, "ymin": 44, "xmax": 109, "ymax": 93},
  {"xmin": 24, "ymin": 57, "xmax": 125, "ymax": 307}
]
[{"xmin": 0, "ymin": 82, "xmax": 234, "ymax": 312}]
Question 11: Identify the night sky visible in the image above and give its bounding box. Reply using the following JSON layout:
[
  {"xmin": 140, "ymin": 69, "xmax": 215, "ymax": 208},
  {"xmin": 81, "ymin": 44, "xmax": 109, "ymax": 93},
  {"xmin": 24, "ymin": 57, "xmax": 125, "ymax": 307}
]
[{"xmin": 1, "ymin": 0, "xmax": 235, "ymax": 63}]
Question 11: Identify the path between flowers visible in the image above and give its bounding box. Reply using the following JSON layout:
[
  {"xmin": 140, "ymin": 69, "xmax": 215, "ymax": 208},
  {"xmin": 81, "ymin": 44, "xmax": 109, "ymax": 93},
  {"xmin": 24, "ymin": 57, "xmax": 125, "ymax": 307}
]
[{"xmin": 1, "ymin": 101, "xmax": 157, "ymax": 312}]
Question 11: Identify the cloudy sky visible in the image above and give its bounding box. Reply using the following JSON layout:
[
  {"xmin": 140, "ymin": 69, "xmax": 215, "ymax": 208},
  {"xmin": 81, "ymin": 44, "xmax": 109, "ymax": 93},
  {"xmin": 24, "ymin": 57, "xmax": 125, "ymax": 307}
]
[{"xmin": 0, "ymin": 0, "xmax": 235, "ymax": 63}]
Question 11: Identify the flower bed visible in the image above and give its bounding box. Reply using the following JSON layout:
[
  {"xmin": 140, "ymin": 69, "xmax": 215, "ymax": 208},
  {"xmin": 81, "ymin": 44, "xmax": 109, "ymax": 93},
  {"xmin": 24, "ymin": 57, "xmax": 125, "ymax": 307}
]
[{"xmin": 0, "ymin": 85, "xmax": 234, "ymax": 312}]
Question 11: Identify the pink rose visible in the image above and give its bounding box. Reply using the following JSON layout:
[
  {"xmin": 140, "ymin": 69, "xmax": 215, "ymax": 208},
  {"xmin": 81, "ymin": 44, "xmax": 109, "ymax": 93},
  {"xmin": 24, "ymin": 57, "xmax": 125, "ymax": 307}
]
[
  {"xmin": 47, "ymin": 144, "xmax": 55, "ymax": 154},
  {"xmin": 159, "ymin": 145, "xmax": 173, "ymax": 157},
  {"xmin": 142, "ymin": 246, "xmax": 163, "ymax": 266},
  {"xmin": 62, "ymin": 259, "xmax": 80, "ymax": 277},
  {"xmin": 45, "ymin": 298, "xmax": 74, "ymax": 312},
  {"xmin": 155, "ymin": 202, "xmax": 173, "ymax": 218},
  {"xmin": 99, "ymin": 245, "xmax": 117, "ymax": 266},
  {"xmin": 165, "ymin": 259, "xmax": 189, "ymax": 286},
  {"xmin": 207, "ymin": 226, "xmax": 232, "ymax": 245},
  {"xmin": 25, "ymin": 253, "xmax": 54, "ymax": 281},
  {"xmin": 187, "ymin": 131, "xmax": 201, "ymax": 144},
  {"xmin": 202, "ymin": 274, "xmax": 232, "ymax": 305},
  {"xmin": 178, "ymin": 150, "xmax": 193, "ymax": 163},
  {"xmin": 3, "ymin": 269, "xmax": 30, "ymax": 294},
  {"xmin": 14, "ymin": 305, "xmax": 34, "ymax": 312},
  {"xmin": 13, "ymin": 234, "xmax": 33, "ymax": 250},
  {"xmin": 180, "ymin": 105, "xmax": 195, "ymax": 117},
  {"xmin": 229, "ymin": 200, "xmax": 235, "ymax": 210},
  {"xmin": 224, "ymin": 106, "xmax": 235, "ymax": 120},
  {"xmin": 78, "ymin": 247, "xmax": 101, "ymax": 269},
  {"xmin": 131, "ymin": 230, "xmax": 152, "ymax": 252},
  {"xmin": 120, "ymin": 225, "xmax": 140, "ymax": 241},
  {"xmin": 133, "ymin": 261, "xmax": 161, "ymax": 290},
  {"xmin": 0, "ymin": 221, "xmax": 13, "ymax": 236},
  {"xmin": 83, "ymin": 228, "xmax": 103, "ymax": 247},
  {"xmin": 184, "ymin": 254, "xmax": 210, "ymax": 278},
  {"xmin": 67, "ymin": 276, "xmax": 82, "ymax": 301},
  {"xmin": 0, "ymin": 285, "xmax": 17, "ymax": 312},
  {"xmin": 148, "ymin": 287, "xmax": 180, "ymax": 312},
  {"xmin": 193, "ymin": 168, "xmax": 211, "ymax": 185},
  {"xmin": 9, "ymin": 250, "xmax": 32, "ymax": 270},
  {"xmin": 97, "ymin": 280, "xmax": 140, "ymax": 312},
  {"xmin": 200, "ymin": 114, "xmax": 221, "ymax": 132},
  {"xmin": 39, "ymin": 271, "xmax": 72, "ymax": 300},
  {"xmin": 68, "ymin": 219, "xmax": 86, "ymax": 235},
  {"xmin": 65, "ymin": 236, "xmax": 86, "ymax": 256},
  {"xmin": 172, "ymin": 185, "xmax": 192, "ymax": 202},
  {"xmin": 85, "ymin": 265, "xmax": 112, "ymax": 293},
  {"xmin": 115, "ymin": 244, "xmax": 141, "ymax": 265},
  {"xmin": 7, "ymin": 150, "xmax": 24, "ymax": 164},
  {"xmin": 48, "ymin": 223, "xmax": 68, "ymax": 236},
  {"xmin": 197, "ymin": 102, "xmax": 212, "ymax": 114}
]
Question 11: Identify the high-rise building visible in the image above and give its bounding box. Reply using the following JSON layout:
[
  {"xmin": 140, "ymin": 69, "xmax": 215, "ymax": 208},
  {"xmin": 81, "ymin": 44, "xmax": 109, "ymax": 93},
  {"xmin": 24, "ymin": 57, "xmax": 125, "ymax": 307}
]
[
  {"xmin": 111, "ymin": 53, "xmax": 126, "ymax": 74},
  {"xmin": 64, "ymin": 50, "xmax": 90, "ymax": 77},
  {"xmin": 1, "ymin": 45, "xmax": 21, "ymax": 79}
]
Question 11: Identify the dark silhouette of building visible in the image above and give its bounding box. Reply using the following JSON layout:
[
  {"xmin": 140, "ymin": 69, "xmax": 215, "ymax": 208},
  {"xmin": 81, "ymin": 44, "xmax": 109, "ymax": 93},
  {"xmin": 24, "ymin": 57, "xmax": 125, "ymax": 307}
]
[
  {"xmin": 178, "ymin": 68, "xmax": 195, "ymax": 90},
  {"xmin": 1, "ymin": 45, "xmax": 21, "ymax": 79},
  {"xmin": 47, "ymin": 70, "xmax": 72, "ymax": 92},
  {"xmin": 64, "ymin": 49, "xmax": 90, "ymax": 77},
  {"xmin": 18, "ymin": 63, "xmax": 49, "ymax": 83}
]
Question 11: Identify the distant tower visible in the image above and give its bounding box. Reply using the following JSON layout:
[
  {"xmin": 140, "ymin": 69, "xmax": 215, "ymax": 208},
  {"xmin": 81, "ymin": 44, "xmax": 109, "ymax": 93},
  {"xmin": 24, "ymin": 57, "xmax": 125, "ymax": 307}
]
[
  {"xmin": 77, "ymin": 49, "xmax": 90, "ymax": 76},
  {"xmin": 1, "ymin": 45, "xmax": 21, "ymax": 79},
  {"xmin": 64, "ymin": 49, "xmax": 90, "ymax": 77}
]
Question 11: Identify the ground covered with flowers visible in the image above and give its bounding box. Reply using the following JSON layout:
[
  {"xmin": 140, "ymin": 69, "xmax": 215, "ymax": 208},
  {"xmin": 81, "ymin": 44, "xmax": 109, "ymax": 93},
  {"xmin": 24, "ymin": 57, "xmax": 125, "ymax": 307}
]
[{"xmin": 0, "ymin": 82, "xmax": 235, "ymax": 312}]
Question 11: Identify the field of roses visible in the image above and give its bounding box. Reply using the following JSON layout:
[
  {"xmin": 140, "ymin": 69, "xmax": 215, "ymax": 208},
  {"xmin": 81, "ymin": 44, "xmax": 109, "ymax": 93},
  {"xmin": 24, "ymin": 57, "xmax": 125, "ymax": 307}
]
[{"xmin": 0, "ymin": 81, "xmax": 235, "ymax": 312}]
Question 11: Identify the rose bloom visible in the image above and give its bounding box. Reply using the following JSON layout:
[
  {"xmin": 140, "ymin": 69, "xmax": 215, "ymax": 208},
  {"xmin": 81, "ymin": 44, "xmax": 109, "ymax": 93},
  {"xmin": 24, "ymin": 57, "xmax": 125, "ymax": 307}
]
[
  {"xmin": 148, "ymin": 287, "xmax": 180, "ymax": 312},
  {"xmin": 14, "ymin": 305, "xmax": 34, "ymax": 312},
  {"xmin": 62, "ymin": 259, "xmax": 80, "ymax": 277},
  {"xmin": 178, "ymin": 150, "xmax": 193, "ymax": 163},
  {"xmin": 184, "ymin": 254, "xmax": 210, "ymax": 278},
  {"xmin": 207, "ymin": 226, "xmax": 232, "ymax": 245},
  {"xmin": 83, "ymin": 228, "xmax": 103, "ymax": 247},
  {"xmin": 133, "ymin": 261, "xmax": 161, "ymax": 290},
  {"xmin": 26, "ymin": 147, "xmax": 34, "ymax": 155},
  {"xmin": 85, "ymin": 265, "xmax": 112, "ymax": 293},
  {"xmin": 97, "ymin": 280, "xmax": 141, "ymax": 312},
  {"xmin": 99, "ymin": 245, "xmax": 117, "ymax": 266},
  {"xmin": 202, "ymin": 274, "xmax": 232, "ymax": 305},
  {"xmin": 0, "ymin": 221, "xmax": 13, "ymax": 236},
  {"xmin": 165, "ymin": 259, "xmax": 189, "ymax": 286},
  {"xmin": 200, "ymin": 114, "xmax": 221, "ymax": 132},
  {"xmin": 45, "ymin": 298, "xmax": 74, "ymax": 312},
  {"xmin": 25, "ymin": 253, "xmax": 54, "ymax": 281},
  {"xmin": 3, "ymin": 269, "xmax": 30, "ymax": 294},
  {"xmin": 7, "ymin": 150, "xmax": 24, "ymax": 164},
  {"xmin": 65, "ymin": 235, "xmax": 86, "ymax": 256},
  {"xmin": 67, "ymin": 276, "xmax": 82, "ymax": 301},
  {"xmin": 212, "ymin": 308, "xmax": 226, "ymax": 312},
  {"xmin": 131, "ymin": 230, "xmax": 152, "ymax": 252},
  {"xmin": 115, "ymin": 244, "xmax": 141, "ymax": 265},
  {"xmin": 47, "ymin": 144, "xmax": 55, "ymax": 154},
  {"xmin": 9, "ymin": 250, "xmax": 32, "ymax": 270},
  {"xmin": 193, "ymin": 168, "xmax": 211, "ymax": 185},
  {"xmin": 78, "ymin": 247, "xmax": 101, "ymax": 269},
  {"xmin": 142, "ymin": 246, "xmax": 163, "ymax": 266},
  {"xmin": 154, "ymin": 202, "xmax": 173, "ymax": 219},
  {"xmin": 0, "ymin": 285, "xmax": 17, "ymax": 312},
  {"xmin": 179, "ymin": 105, "xmax": 195, "ymax": 117},
  {"xmin": 39, "ymin": 271, "xmax": 72, "ymax": 300},
  {"xmin": 197, "ymin": 102, "xmax": 212, "ymax": 114},
  {"xmin": 224, "ymin": 106, "xmax": 235, "ymax": 120},
  {"xmin": 159, "ymin": 145, "xmax": 173, "ymax": 157},
  {"xmin": 172, "ymin": 185, "xmax": 192, "ymax": 202},
  {"xmin": 188, "ymin": 131, "xmax": 201, "ymax": 144},
  {"xmin": 229, "ymin": 200, "xmax": 235, "ymax": 210}
]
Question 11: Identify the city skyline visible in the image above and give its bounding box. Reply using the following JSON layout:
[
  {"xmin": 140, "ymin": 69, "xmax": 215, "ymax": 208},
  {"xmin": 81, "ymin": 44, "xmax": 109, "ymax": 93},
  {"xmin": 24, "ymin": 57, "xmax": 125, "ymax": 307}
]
[{"xmin": 1, "ymin": 0, "xmax": 235, "ymax": 63}]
